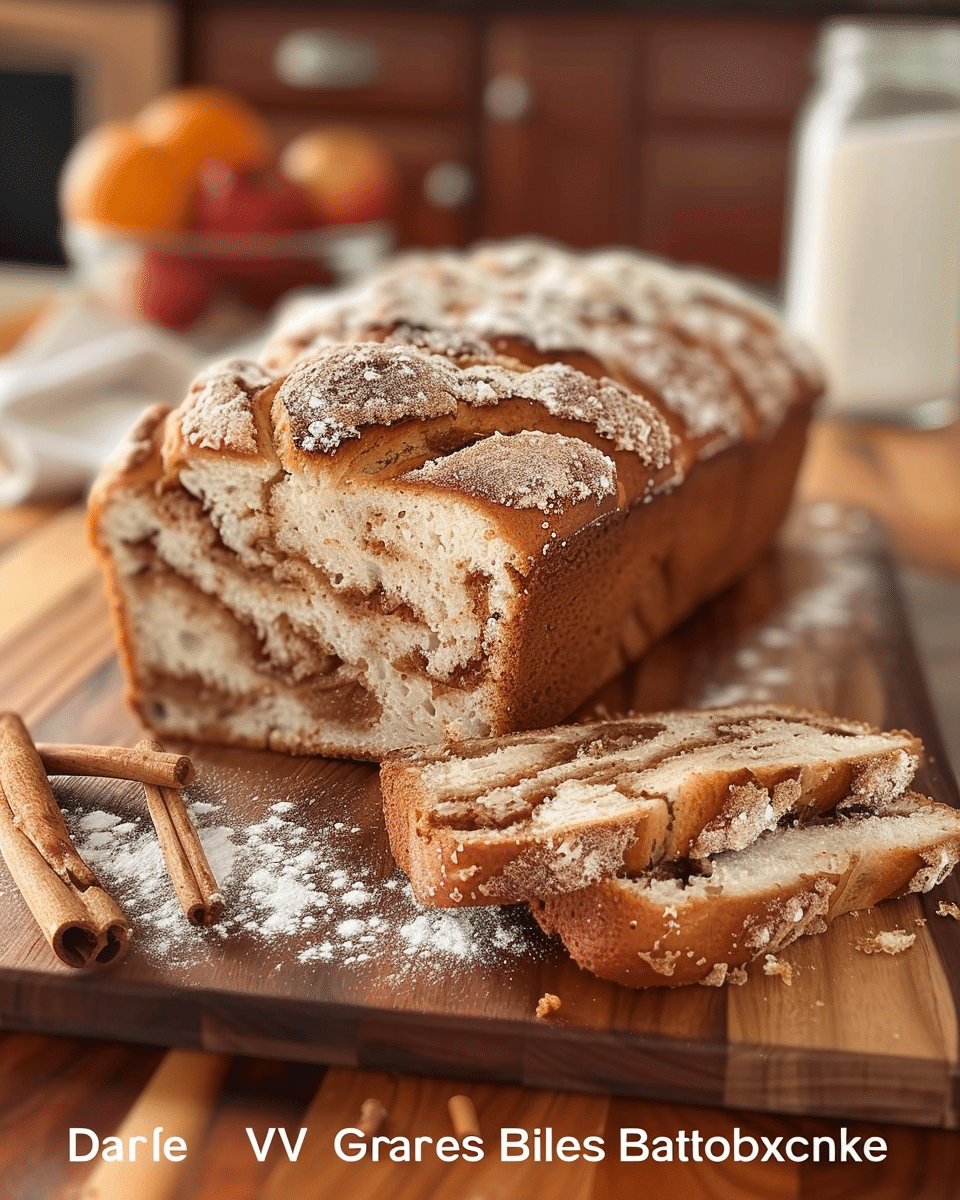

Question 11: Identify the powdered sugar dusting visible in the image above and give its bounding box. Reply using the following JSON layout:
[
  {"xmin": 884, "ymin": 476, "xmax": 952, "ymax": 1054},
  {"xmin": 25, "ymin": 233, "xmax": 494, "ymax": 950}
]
[
  {"xmin": 280, "ymin": 344, "xmax": 462, "ymax": 453},
  {"xmin": 405, "ymin": 431, "xmax": 617, "ymax": 514},
  {"xmin": 264, "ymin": 238, "xmax": 815, "ymax": 453},
  {"xmin": 503, "ymin": 363, "xmax": 673, "ymax": 465},
  {"xmin": 62, "ymin": 795, "xmax": 535, "ymax": 977},
  {"xmin": 697, "ymin": 507, "xmax": 878, "ymax": 710},
  {"xmin": 598, "ymin": 324, "xmax": 744, "ymax": 447},
  {"xmin": 177, "ymin": 358, "xmax": 274, "ymax": 454},
  {"xmin": 278, "ymin": 341, "xmax": 674, "ymax": 473}
]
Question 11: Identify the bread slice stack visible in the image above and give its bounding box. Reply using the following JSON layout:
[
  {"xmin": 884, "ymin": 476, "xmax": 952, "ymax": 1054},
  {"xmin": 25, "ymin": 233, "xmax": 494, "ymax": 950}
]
[{"xmin": 379, "ymin": 703, "xmax": 960, "ymax": 987}]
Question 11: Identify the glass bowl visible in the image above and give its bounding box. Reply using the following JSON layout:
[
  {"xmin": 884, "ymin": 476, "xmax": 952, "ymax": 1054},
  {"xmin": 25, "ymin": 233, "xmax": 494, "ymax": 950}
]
[{"xmin": 63, "ymin": 220, "xmax": 392, "ymax": 333}]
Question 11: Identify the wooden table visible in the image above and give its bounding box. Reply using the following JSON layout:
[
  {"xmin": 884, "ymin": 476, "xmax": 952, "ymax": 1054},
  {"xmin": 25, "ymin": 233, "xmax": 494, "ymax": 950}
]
[{"xmin": 0, "ymin": 415, "xmax": 959, "ymax": 1198}]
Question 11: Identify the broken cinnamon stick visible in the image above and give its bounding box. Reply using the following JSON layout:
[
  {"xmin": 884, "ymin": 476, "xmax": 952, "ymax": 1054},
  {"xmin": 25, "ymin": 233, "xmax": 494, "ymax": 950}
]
[
  {"xmin": 448, "ymin": 1094, "xmax": 481, "ymax": 1139},
  {"xmin": 137, "ymin": 740, "xmax": 222, "ymax": 927},
  {"xmin": 36, "ymin": 743, "xmax": 194, "ymax": 789},
  {"xmin": 0, "ymin": 712, "xmax": 97, "ymax": 889},
  {"xmin": 0, "ymin": 784, "xmax": 128, "ymax": 968},
  {"xmin": 358, "ymin": 1098, "xmax": 388, "ymax": 1138}
]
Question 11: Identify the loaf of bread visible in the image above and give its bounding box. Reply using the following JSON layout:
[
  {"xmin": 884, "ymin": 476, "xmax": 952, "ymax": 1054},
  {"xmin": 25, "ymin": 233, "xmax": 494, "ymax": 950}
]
[
  {"xmin": 380, "ymin": 704, "xmax": 922, "ymax": 905},
  {"xmin": 532, "ymin": 794, "xmax": 960, "ymax": 987},
  {"xmin": 89, "ymin": 240, "xmax": 820, "ymax": 760}
]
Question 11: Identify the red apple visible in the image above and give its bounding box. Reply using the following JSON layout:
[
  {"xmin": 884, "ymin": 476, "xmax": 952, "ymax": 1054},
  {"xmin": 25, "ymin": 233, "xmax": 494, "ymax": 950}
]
[
  {"xmin": 279, "ymin": 127, "xmax": 397, "ymax": 226},
  {"xmin": 192, "ymin": 160, "xmax": 317, "ymax": 233},
  {"xmin": 192, "ymin": 160, "xmax": 326, "ymax": 306},
  {"xmin": 133, "ymin": 252, "xmax": 213, "ymax": 328}
]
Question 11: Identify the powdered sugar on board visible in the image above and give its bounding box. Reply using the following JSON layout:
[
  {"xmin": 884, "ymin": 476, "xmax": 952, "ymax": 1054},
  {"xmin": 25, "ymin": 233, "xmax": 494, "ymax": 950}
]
[
  {"xmin": 695, "ymin": 504, "xmax": 881, "ymax": 710},
  {"xmin": 63, "ymin": 794, "xmax": 536, "ymax": 978}
]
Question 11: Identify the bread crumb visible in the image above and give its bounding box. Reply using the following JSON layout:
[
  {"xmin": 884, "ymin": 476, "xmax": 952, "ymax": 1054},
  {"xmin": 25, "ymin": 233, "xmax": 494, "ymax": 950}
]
[
  {"xmin": 536, "ymin": 993, "xmax": 561, "ymax": 1020},
  {"xmin": 915, "ymin": 916, "xmax": 927, "ymax": 927},
  {"xmin": 699, "ymin": 962, "xmax": 748, "ymax": 987},
  {"xmin": 762, "ymin": 953, "xmax": 794, "ymax": 985},
  {"xmin": 815, "ymin": 1000, "xmax": 825, "ymax": 1007},
  {"xmin": 639, "ymin": 949, "xmax": 681, "ymax": 976},
  {"xmin": 699, "ymin": 962, "xmax": 728, "ymax": 987},
  {"xmin": 937, "ymin": 901, "xmax": 960, "ymax": 920},
  {"xmin": 856, "ymin": 929, "xmax": 916, "ymax": 956}
]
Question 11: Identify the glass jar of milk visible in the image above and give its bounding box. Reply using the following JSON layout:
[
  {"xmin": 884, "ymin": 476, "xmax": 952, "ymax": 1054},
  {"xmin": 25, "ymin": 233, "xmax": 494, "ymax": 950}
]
[{"xmin": 785, "ymin": 22, "xmax": 960, "ymax": 427}]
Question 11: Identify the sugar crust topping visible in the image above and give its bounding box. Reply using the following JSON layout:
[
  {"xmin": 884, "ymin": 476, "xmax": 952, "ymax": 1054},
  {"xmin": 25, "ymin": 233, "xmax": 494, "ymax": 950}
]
[
  {"xmin": 277, "ymin": 342, "xmax": 673, "ymax": 469},
  {"xmin": 266, "ymin": 239, "xmax": 819, "ymax": 445},
  {"xmin": 278, "ymin": 343, "xmax": 464, "ymax": 454},
  {"xmin": 404, "ymin": 430, "xmax": 618, "ymax": 515},
  {"xmin": 177, "ymin": 357, "xmax": 275, "ymax": 454}
]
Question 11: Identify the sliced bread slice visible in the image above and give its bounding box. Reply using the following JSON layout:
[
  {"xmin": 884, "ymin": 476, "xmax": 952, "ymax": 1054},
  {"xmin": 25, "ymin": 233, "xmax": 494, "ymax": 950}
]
[
  {"xmin": 531, "ymin": 793, "xmax": 960, "ymax": 987},
  {"xmin": 380, "ymin": 704, "xmax": 921, "ymax": 906}
]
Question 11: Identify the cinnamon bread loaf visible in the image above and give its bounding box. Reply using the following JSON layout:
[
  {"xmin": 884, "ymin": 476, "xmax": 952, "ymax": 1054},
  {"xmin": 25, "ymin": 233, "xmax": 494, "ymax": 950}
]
[
  {"xmin": 380, "ymin": 704, "xmax": 922, "ymax": 905},
  {"xmin": 89, "ymin": 241, "xmax": 820, "ymax": 760}
]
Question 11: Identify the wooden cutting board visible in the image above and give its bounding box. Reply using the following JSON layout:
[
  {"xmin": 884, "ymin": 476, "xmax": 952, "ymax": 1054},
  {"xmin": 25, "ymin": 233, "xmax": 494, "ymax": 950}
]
[{"xmin": 1, "ymin": 503, "xmax": 959, "ymax": 1130}]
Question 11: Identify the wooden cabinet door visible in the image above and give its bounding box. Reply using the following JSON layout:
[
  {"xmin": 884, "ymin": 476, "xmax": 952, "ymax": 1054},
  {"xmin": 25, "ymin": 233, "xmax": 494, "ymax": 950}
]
[
  {"xmin": 482, "ymin": 16, "xmax": 638, "ymax": 248},
  {"xmin": 634, "ymin": 17, "xmax": 817, "ymax": 284},
  {"xmin": 189, "ymin": 8, "xmax": 475, "ymax": 117},
  {"xmin": 482, "ymin": 15, "xmax": 817, "ymax": 285}
]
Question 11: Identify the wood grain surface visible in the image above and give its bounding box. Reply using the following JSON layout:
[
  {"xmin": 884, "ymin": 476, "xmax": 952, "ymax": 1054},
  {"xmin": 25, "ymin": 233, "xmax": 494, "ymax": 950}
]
[
  {"xmin": 36, "ymin": 1050, "xmax": 960, "ymax": 1200},
  {"xmin": 1, "ymin": 502, "xmax": 959, "ymax": 1139},
  {"xmin": 797, "ymin": 416, "xmax": 960, "ymax": 577}
]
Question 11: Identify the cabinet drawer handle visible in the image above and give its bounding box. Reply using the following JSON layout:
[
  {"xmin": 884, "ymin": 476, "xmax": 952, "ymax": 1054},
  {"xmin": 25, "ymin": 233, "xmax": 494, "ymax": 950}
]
[
  {"xmin": 484, "ymin": 73, "xmax": 533, "ymax": 122},
  {"xmin": 423, "ymin": 162, "xmax": 474, "ymax": 209},
  {"xmin": 274, "ymin": 30, "xmax": 380, "ymax": 89}
]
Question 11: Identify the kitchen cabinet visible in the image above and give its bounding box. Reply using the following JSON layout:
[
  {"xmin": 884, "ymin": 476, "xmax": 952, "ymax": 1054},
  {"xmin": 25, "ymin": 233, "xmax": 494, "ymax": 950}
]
[
  {"xmin": 184, "ymin": 7, "xmax": 820, "ymax": 285},
  {"xmin": 483, "ymin": 15, "xmax": 817, "ymax": 283},
  {"xmin": 186, "ymin": 7, "xmax": 482, "ymax": 249},
  {"xmin": 481, "ymin": 17, "xmax": 636, "ymax": 247}
]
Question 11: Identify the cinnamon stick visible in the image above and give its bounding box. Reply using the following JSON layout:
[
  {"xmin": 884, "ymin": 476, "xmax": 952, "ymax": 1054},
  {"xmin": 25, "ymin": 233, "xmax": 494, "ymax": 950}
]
[
  {"xmin": 0, "ymin": 712, "xmax": 97, "ymax": 889},
  {"xmin": 137, "ymin": 740, "xmax": 222, "ymax": 926},
  {"xmin": 358, "ymin": 1097, "xmax": 388, "ymax": 1138},
  {"xmin": 36, "ymin": 743, "xmax": 194, "ymax": 788},
  {"xmin": 0, "ymin": 784, "xmax": 128, "ymax": 967},
  {"xmin": 448, "ymin": 1094, "xmax": 481, "ymax": 1139}
]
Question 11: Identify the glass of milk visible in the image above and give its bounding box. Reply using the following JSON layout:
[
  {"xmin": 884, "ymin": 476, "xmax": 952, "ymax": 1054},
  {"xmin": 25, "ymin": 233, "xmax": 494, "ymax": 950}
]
[{"xmin": 785, "ymin": 21, "xmax": 960, "ymax": 427}]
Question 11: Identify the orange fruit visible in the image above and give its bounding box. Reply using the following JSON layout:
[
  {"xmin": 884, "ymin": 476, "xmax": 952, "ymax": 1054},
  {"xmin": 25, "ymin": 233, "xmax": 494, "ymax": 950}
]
[
  {"xmin": 59, "ymin": 121, "xmax": 195, "ymax": 231},
  {"xmin": 280, "ymin": 127, "xmax": 396, "ymax": 225},
  {"xmin": 136, "ymin": 87, "xmax": 273, "ymax": 176}
]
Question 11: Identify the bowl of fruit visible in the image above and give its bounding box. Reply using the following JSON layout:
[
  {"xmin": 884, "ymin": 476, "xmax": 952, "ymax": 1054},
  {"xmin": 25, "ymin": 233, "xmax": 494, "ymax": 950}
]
[{"xmin": 59, "ymin": 89, "xmax": 396, "ymax": 331}]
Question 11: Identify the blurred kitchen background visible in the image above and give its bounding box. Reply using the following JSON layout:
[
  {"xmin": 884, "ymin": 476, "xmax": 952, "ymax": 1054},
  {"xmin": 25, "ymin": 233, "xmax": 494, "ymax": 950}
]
[{"xmin": 6, "ymin": 0, "xmax": 955, "ymax": 289}]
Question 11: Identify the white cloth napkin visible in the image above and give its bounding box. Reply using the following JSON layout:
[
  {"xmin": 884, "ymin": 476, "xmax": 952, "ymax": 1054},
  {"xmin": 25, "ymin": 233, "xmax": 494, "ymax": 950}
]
[{"xmin": 0, "ymin": 295, "xmax": 204, "ymax": 505}]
